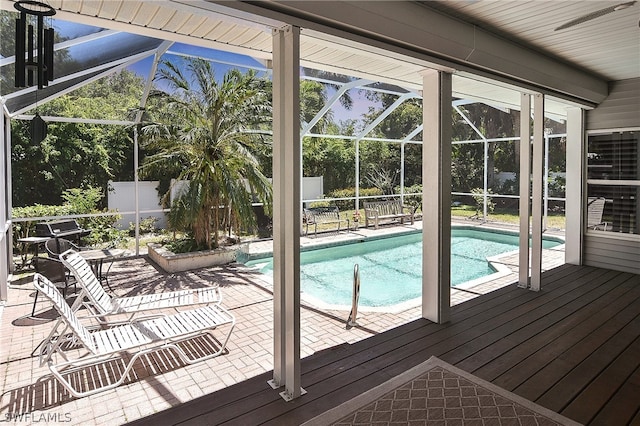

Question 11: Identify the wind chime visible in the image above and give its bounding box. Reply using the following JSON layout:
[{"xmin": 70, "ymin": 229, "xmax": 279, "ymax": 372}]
[
  {"xmin": 14, "ymin": 0, "xmax": 56, "ymax": 143},
  {"xmin": 14, "ymin": 0, "xmax": 56, "ymax": 89}
]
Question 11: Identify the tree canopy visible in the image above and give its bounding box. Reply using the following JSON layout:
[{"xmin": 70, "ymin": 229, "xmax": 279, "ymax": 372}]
[
  {"xmin": 8, "ymin": 57, "xmax": 567, "ymax": 215},
  {"xmin": 11, "ymin": 70, "xmax": 144, "ymax": 206},
  {"xmin": 140, "ymin": 58, "xmax": 273, "ymax": 248}
]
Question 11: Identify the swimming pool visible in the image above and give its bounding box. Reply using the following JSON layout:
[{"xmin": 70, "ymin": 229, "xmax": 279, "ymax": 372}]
[{"xmin": 244, "ymin": 228, "xmax": 562, "ymax": 310}]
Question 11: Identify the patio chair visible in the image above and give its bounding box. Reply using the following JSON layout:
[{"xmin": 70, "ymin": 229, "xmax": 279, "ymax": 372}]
[
  {"xmin": 30, "ymin": 255, "xmax": 77, "ymax": 316},
  {"xmin": 587, "ymin": 197, "xmax": 609, "ymax": 231},
  {"xmin": 45, "ymin": 237, "xmax": 90, "ymax": 257},
  {"xmin": 33, "ymin": 273, "xmax": 235, "ymax": 397},
  {"xmin": 59, "ymin": 249, "xmax": 222, "ymax": 321},
  {"xmin": 45, "ymin": 237, "xmax": 113, "ymax": 285}
]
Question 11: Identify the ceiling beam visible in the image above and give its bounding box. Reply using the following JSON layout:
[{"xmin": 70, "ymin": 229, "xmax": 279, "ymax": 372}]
[{"xmin": 219, "ymin": 1, "xmax": 607, "ymax": 105}]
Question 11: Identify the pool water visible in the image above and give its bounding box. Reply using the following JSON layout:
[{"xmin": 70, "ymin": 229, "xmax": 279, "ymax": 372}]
[{"xmin": 245, "ymin": 228, "xmax": 561, "ymax": 308}]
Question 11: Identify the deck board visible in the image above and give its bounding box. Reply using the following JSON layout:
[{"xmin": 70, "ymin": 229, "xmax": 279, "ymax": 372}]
[
  {"xmin": 486, "ymin": 273, "xmax": 640, "ymax": 388},
  {"xmin": 562, "ymin": 336, "xmax": 640, "ymax": 424},
  {"xmin": 126, "ymin": 265, "xmax": 640, "ymax": 425},
  {"xmin": 588, "ymin": 362, "xmax": 640, "ymax": 425},
  {"xmin": 515, "ymin": 290, "xmax": 640, "ymax": 403},
  {"xmin": 535, "ymin": 311, "xmax": 640, "ymax": 411},
  {"xmin": 443, "ymin": 268, "xmax": 622, "ymax": 368}
]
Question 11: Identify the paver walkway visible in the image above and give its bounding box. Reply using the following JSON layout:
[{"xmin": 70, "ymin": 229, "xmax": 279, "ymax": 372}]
[{"xmin": 0, "ymin": 221, "xmax": 564, "ymax": 425}]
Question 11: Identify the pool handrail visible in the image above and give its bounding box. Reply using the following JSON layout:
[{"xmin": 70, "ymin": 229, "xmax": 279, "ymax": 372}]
[{"xmin": 346, "ymin": 264, "xmax": 360, "ymax": 328}]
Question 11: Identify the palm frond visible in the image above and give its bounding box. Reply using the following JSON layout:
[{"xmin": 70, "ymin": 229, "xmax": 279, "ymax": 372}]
[{"xmin": 140, "ymin": 57, "xmax": 273, "ymax": 247}]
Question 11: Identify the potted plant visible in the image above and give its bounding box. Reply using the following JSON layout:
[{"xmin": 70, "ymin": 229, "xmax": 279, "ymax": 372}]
[{"xmin": 352, "ymin": 210, "xmax": 361, "ymax": 229}]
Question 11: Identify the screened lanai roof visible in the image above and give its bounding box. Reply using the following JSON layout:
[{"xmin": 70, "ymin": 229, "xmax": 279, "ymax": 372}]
[
  {"xmin": 0, "ymin": 0, "xmax": 590, "ymax": 124},
  {"xmin": 1, "ymin": 27, "xmax": 168, "ymax": 115}
]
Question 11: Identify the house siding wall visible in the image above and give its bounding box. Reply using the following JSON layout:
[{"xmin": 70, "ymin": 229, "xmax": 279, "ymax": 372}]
[
  {"xmin": 584, "ymin": 78, "xmax": 640, "ymax": 273},
  {"xmin": 586, "ymin": 78, "xmax": 640, "ymax": 130},
  {"xmin": 583, "ymin": 234, "xmax": 640, "ymax": 274}
]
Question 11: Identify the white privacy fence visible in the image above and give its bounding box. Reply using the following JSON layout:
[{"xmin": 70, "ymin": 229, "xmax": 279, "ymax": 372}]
[
  {"xmin": 108, "ymin": 181, "xmax": 167, "ymax": 230},
  {"xmin": 108, "ymin": 177, "xmax": 325, "ymax": 230}
]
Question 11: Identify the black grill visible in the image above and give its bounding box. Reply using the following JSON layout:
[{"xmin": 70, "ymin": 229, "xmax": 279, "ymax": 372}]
[{"xmin": 35, "ymin": 220, "xmax": 91, "ymax": 243}]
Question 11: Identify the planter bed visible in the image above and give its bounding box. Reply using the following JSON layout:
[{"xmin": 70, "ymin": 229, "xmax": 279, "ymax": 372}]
[{"xmin": 147, "ymin": 243, "xmax": 238, "ymax": 273}]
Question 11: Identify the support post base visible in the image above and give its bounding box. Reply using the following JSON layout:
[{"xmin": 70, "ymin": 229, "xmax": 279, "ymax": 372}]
[{"xmin": 279, "ymin": 387, "xmax": 307, "ymax": 402}]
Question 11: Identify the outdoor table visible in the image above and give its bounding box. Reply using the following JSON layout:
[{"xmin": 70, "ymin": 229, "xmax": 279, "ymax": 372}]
[
  {"xmin": 78, "ymin": 248, "xmax": 126, "ymax": 291},
  {"xmin": 16, "ymin": 236, "xmax": 50, "ymax": 269}
]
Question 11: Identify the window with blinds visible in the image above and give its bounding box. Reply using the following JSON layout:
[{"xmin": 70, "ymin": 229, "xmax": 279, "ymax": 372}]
[{"xmin": 587, "ymin": 130, "xmax": 639, "ymax": 235}]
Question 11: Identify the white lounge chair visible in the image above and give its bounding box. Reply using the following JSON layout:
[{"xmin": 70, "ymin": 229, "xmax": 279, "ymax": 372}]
[
  {"xmin": 33, "ymin": 273, "xmax": 235, "ymax": 397},
  {"xmin": 587, "ymin": 197, "xmax": 609, "ymax": 231},
  {"xmin": 59, "ymin": 249, "xmax": 222, "ymax": 321}
]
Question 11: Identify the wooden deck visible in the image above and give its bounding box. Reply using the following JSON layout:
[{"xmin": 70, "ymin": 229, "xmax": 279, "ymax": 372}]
[{"xmin": 127, "ymin": 264, "xmax": 640, "ymax": 425}]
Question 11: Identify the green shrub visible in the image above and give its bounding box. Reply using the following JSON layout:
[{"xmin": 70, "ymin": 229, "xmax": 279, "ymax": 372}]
[
  {"xmin": 307, "ymin": 200, "xmax": 331, "ymax": 208},
  {"xmin": 493, "ymin": 178, "xmax": 518, "ymax": 196},
  {"xmin": 12, "ymin": 186, "xmax": 126, "ymax": 251},
  {"xmin": 128, "ymin": 216, "xmax": 159, "ymax": 236},
  {"xmin": 162, "ymin": 235, "xmax": 206, "ymax": 253},
  {"xmin": 84, "ymin": 216, "xmax": 128, "ymax": 247},
  {"xmin": 402, "ymin": 184, "xmax": 423, "ymax": 213},
  {"xmin": 471, "ymin": 187, "xmax": 495, "ymax": 216},
  {"xmin": 62, "ymin": 187, "xmax": 103, "ymax": 215},
  {"xmin": 62, "ymin": 187, "xmax": 125, "ymax": 245},
  {"xmin": 548, "ymin": 175, "xmax": 566, "ymax": 198},
  {"xmin": 12, "ymin": 204, "xmax": 71, "ymax": 242},
  {"xmin": 326, "ymin": 187, "xmax": 383, "ymax": 210}
]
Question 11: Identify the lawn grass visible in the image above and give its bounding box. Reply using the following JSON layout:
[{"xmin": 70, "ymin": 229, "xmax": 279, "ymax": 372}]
[
  {"xmin": 332, "ymin": 205, "xmax": 566, "ymax": 231},
  {"xmin": 450, "ymin": 205, "xmax": 566, "ymax": 230},
  {"xmin": 118, "ymin": 203, "xmax": 567, "ymax": 247}
]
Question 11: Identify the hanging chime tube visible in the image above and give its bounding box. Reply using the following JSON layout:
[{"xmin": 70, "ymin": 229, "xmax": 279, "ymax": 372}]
[{"xmin": 14, "ymin": 11, "xmax": 26, "ymax": 87}]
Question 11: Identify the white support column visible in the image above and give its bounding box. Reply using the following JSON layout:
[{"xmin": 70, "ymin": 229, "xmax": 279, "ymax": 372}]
[
  {"xmin": 355, "ymin": 139, "xmax": 360, "ymax": 210},
  {"xmin": 565, "ymin": 107, "xmax": 585, "ymax": 265},
  {"xmin": 4, "ymin": 111, "xmax": 12, "ymax": 287},
  {"xmin": 133, "ymin": 127, "xmax": 140, "ymax": 256},
  {"xmin": 483, "ymin": 139, "xmax": 489, "ymax": 221},
  {"xmin": 271, "ymin": 29, "xmax": 286, "ymax": 391},
  {"xmin": 270, "ymin": 25, "xmax": 305, "ymax": 401},
  {"xmin": 518, "ymin": 94, "xmax": 531, "ymax": 288},
  {"xmin": 421, "ymin": 69, "xmax": 452, "ymax": 323},
  {"xmin": 543, "ymin": 134, "xmax": 550, "ymax": 230},
  {"xmin": 400, "ymin": 141, "xmax": 405, "ymax": 204},
  {"xmin": 530, "ymin": 94, "xmax": 545, "ymax": 291},
  {"xmin": 0, "ymin": 112, "xmax": 9, "ymax": 300}
]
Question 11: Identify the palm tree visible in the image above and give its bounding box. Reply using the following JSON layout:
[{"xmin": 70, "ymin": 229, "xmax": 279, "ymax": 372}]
[{"xmin": 140, "ymin": 58, "xmax": 272, "ymax": 249}]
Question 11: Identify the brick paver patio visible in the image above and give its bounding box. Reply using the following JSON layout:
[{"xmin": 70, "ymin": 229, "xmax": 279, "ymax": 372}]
[{"xmin": 0, "ymin": 222, "xmax": 564, "ymax": 425}]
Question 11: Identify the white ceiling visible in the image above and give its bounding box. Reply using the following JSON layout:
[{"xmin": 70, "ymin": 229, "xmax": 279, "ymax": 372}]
[
  {"xmin": 423, "ymin": 1, "xmax": 640, "ymax": 82},
  {"xmin": 3, "ymin": 0, "xmax": 637, "ymax": 118}
]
